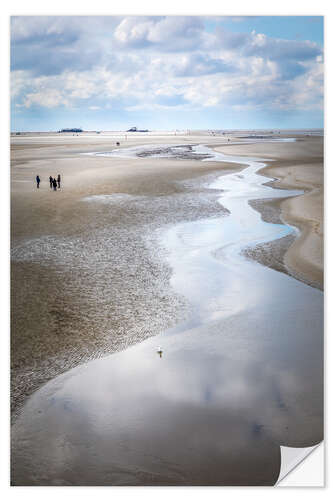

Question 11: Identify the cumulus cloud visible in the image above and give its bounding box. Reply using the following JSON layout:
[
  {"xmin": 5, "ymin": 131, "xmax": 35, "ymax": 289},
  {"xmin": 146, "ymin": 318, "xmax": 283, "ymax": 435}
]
[
  {"xmin": 24, "ymin": 88, "xmax": 70, "ymax": 108},
  {"xmin": 244, "ymin": 31, "xmax": 321, "ymax": 62},
  {"xmin": 10, "ymin": 15, "xmax": 324, "ymax": 118},
  {"xmin": 113, "ymin": 16, "xmax": 210, "ymax": 51},
  {"xmin": 11, "ymin": 16, "xmax": 119, "ymax": 76}
]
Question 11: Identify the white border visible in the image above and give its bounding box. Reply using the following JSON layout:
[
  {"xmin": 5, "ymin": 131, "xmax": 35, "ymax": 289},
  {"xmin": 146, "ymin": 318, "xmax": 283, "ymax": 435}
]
[{"xmin": 2, "ymin": 1, "xmax": 330, "ymax": 497}]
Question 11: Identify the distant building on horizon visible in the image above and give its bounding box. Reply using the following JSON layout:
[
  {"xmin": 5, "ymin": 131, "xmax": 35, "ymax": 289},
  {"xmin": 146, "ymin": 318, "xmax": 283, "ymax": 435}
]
[
  {"xmin": 126, "ymin": 126, "xmax": 149, "ymax": 132},
  {"xmin": 58, "ymin": 128, "xmax": 83, "ymax": 133}
]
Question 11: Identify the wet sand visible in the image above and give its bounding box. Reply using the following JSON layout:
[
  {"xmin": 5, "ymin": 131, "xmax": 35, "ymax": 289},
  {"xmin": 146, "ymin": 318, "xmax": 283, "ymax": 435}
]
[
  {"xmin": 11, "ymin": 132, "xmax": 323, "ymax": 419},
  {"xmin": 260, "ymin": 161, "xmax": 323, "ymax": 289},
  {"xmin": 11, "ymin": 133, "xmax": 242, "ymax": 419},
  {"xmin": 213, "ymin": 136, "xmax": 323, "ymax": 289},
  {"xmin": 11, "ymin": 132, "xmax": 323, "ymax": 485}
]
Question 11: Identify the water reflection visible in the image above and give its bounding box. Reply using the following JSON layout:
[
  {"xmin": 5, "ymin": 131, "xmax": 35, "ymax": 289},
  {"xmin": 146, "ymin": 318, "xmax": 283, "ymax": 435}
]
[{"xmin": 11, "ymin": 297, "xmax": 322, "ymax": 486}]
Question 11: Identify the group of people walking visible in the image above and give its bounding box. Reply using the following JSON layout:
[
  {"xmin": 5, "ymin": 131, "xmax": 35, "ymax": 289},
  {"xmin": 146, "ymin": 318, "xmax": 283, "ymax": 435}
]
[
  {"xmin": 50, "ymin": 175, "xmax": 61, "ymax": 190},
  {"xmin": 35, "ymin": 174, "xmax": 61, "ymax": 190}
]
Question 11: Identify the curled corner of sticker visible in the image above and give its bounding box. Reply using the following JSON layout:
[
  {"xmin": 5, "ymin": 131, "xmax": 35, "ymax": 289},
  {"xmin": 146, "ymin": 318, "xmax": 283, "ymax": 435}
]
[{"xmin": 276, "ymin": 442, "xmax": 324, "ymax": 486}]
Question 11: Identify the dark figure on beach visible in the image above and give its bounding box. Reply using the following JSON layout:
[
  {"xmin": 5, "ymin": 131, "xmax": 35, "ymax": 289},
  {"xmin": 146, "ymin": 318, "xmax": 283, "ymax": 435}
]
[
  {"xmin": 49, "ymin": 176, "xmax": 53, "ymax": 189},
  {"xmin": 57, "ymin": 174, "xmax": 61, "ymax": 189},
  {"xmin": 52, "ymin": 178, "xmax": 57, "ymax": 191},
  {"xmin": 36, "ymin": 175, "xmax": 40, "ymax": 188}
]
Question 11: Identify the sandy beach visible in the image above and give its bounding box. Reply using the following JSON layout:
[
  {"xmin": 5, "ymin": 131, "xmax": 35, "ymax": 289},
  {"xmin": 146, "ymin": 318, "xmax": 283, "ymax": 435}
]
[
  {"xmin": 214, "ymin": 137, "xmax": 323, "ymax": 289},
  {"xmin": 11, "ymin": 131, "xmax": 323, "ymax": 417},
  {"xmin": 11, "ymin": 131, "xmax": 323, "ymax": 485},
  {"xmin": 11, "ymin": 132, "xmax": 243, "ymax": 419}
]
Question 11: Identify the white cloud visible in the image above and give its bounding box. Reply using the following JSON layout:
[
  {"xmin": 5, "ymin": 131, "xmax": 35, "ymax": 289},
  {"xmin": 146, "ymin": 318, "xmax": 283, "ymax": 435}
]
[
  {"xmin": 11, "ymin": 70, "xmax": 29, "ymax": 97},
  {"xmin": 23, "ymin": 89, "xmax": 70, "ymax": 108},
  {"xmin": 113, "ymin": 16, "xmax": 211, "ymax": 52},
  {"xmin": 10, "ymin": 16, "xmax": 324, "ymax": 116}
]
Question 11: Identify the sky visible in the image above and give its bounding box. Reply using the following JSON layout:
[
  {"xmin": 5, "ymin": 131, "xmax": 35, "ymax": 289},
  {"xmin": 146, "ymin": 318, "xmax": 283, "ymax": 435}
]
[{"xmin": 10, "ymin": 15, "xmax": 324, "ymax": 131}]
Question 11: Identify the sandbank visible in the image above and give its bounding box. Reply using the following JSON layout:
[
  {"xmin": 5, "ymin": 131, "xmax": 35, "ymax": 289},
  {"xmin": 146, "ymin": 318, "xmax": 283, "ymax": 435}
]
[{"xmin": 213, "ymin": 136, "xmax": 323, "ymax": 289}]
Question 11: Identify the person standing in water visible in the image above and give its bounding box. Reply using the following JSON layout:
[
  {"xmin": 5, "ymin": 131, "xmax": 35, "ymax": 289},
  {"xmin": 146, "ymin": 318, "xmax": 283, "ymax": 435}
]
[
  {"xmin": 36, "ymin": 175, "xmax": 40, "ymax": 188},
  {"xmin": 49, "ymin": 176, "xmax": 53, "ymax": 189},
  {"xmin": 52, "ymin": 177, "xmax": 57, "ymax": 191},
  {"xmin": 57, "ymin": 174, "xmax": 61, "ymax": 189}
]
